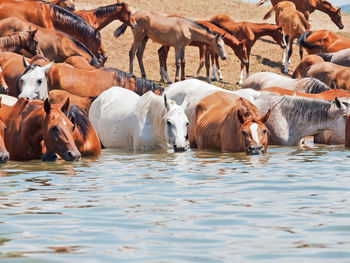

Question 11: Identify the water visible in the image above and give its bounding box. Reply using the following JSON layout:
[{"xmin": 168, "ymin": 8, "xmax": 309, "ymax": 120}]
[{"xmin": 1, "ymin": 141, "xmax": 350, "ymax": 262}]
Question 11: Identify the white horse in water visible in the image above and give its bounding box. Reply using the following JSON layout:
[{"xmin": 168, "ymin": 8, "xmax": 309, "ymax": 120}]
[
  {"xmin": 89, "ymin": 86, "xmax": 189, "ymax": 152},
  {"xmin": 17, "ymin": 57, "xmax": 53, "ymax": 100},
  {"xmin": 253, "ymin": 92, "xmax": 350, "ymax": 145}
]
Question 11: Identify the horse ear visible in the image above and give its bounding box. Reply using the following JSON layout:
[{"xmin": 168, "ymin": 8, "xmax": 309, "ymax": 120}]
[
  {"xmin": 221, "ymin": 32, "xmax": 226, "ymax": 39},
  {"xmin": 43, "ymin": 61, "xmax": 54, "ymax": 73},
  {"xmin": 164, "ymin": 94, "xmax": 169, "ymax": 111},
  {"xmin": 260, "ymin": 109, "xmax": 271, "ymax": 123},
  {"xmin": 237, "ymin": 109, "xmax": 245, "ymax": 124},
  {"xmin": 335, "ymin": 97, "xmax": 341, "ymax": 109},
  {"xmin": 61, "ymin": 97, "xmax": 70, "ymax": 114},
  {"xmin": 22, "ymin": 56, "xmax": 30, "ymax": 68},
  {"xmin": 117, "ymin": 0, "xmax": 121, "ymax": 3},
  {"xmin": 44, "ymin": 98, "xmax": 51, "ymax": 114}
]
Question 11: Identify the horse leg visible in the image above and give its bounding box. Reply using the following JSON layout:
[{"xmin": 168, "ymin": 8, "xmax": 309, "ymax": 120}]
[
  {"xmin": 299, "ymin": 44, "xmax": 303, "ymax": 60},
  {"xmin": 136, "ymin": 36, "xmax": 149, "ymax": 79},
  {"xmin": 283, "ymin": 36, "xmax": 294, "ymax": 74},
  {"xmin": 174, "ymin": 46, "xmax": 182, "ymax": 82},
  {"xmin": 215, "ymin": 54, "xmax": 223, "ymax": 81},
  {"xmin": 211, "ymin": 52, "xmax": 217, "ymax": 82},
  {"xmin": 129, "ymin": 40, "xmax": 140, "ymax": 75},
  {"xmin": 205, "ymin": 48, "xmax": 211, "ymax": 83},
  {"xmin": 158, "ymin": 46, "xmax": 166, "ymax": 83},
  {"xmin": 195, "ymin": 45, "xmax": 205, "ymax": 78},
  {"xmin": 180, "ymin": 48, "xmax": 186, "ymax": 81},
  {"xmin": 281, "ymin": 33, "xmax": 288, "ymax": 64},
  {"xmin": 238, "ymin": 63, "xmax": 245, "ymax": 85}
]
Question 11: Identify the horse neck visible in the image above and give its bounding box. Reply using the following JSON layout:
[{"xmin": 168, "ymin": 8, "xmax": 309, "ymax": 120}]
[
  {"xmin": 315, "ymin": 0, "xmax": 338, "ymax": 16},
  {"xmin": 0, "ymin": 34, "xmax": 22, "ymax": 52},
  {"xmin": 223, "ymin": 33, "xmax": 240, "ymax": 49},
  {"xmin": 250, "ymin": 23, "xmax": 279, "ymax": 40}
]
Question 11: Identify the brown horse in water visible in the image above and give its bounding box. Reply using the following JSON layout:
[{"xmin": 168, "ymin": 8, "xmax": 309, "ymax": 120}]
[
  {"xmin": 264, "ymin": 1, "xmax": 310, "ymax": 73},
  {"xmin": 297, "ymin": 30, "xmax": 350, "ymax": 56},
  {"xmin": 0, "ymin": 17, "xmax": 100, "ymax": 66},
  {"xmin": 190, "ymin": 91, "xmax": 270, "ymax": 154},
  {"xmin": 4, "ymin": 97, "xmax": 81, "ymax": 161},
  {"xmin": 258, "ymin": 0, "xmax": 343, "ymax": 29},
  {"xmin": 114, "ymin": 10, "xmax": 227, "ymax": 82},
  {"xmin": 0, "ymin": 29, "xmax": 42, "ymax": 57},
  {"xmin": 74, "ymin": 1, "xmax": 137, "ymax": 31},
  {"xmin": 0, "ymin": 97, "xmax": 9, "ymax": 163},
  {"xmin": 0, "ymin": 65, "xmax": 8, "ymax": 94},
  {"xmin": 157, "ymin": 19, "xmax": 248, "ymax": 84},
  {"xmin": 0, "ymin": 0, "xmax": 105, "ymax": 62},
  {"xmin": 209, "ymin": 14, "xmax": 286, "ymax": 84}
]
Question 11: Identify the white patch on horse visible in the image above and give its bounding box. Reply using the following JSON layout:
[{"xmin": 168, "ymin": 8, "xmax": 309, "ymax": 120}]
[{"xmin": 250, "ymin": 123, "xmax": 260, "ymax": 144}]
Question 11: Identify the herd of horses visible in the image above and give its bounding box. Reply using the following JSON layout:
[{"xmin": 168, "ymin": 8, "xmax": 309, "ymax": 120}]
[{"xmin": 0, "ymin": 0, "xmax": 349, "ymax": 163}]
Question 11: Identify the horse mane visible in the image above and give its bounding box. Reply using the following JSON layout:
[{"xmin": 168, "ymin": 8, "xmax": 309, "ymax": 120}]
[
  {"xmin": 95, "ymin": 3, "xmax": 122, "ymax": 18},
  {"xmin": 303, "ymin": 77, "xmax": 331, "ymax": 94},
  {"xmin": 319, "ymin": 0, "xmax": 338, "ymax": 11},
  {"xmin": 103, "ymin": 67, "xmax": 164, "ymax": 95},
  {"xmin": 206, "ymin": 21, "xmax": 238, "ymax": 38},
  {"xmin": 192, "ymin": 21, "xmax": 218, "ymax": 36},
  {"xmin": 48, "ymin": 3, "xmax": 100, "ymax": 41},
  {"xmin": 0, "ymin": 31, "xmax": 30, "ymax": 50},
  {"xmin": 66, "ymin": 104, "xmax": 91, "ymax": 139},
  {"xmin": 315, "ymin": 52, "xmax": 333, "ymax": 62},
  {"xmin": 297, "ymin": 31, "xmax": 325, "ymax": 50}
]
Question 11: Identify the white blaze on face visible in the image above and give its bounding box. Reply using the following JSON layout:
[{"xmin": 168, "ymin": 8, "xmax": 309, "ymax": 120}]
[{"xmin": 250, "ymin": 123, "xmax": 260, "ymax": 144}]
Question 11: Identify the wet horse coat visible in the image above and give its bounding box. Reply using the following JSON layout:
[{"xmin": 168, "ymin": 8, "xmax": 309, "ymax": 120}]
[{"xmin": 0, "ymin": 97, "xmax": 9, "ymax": 162}]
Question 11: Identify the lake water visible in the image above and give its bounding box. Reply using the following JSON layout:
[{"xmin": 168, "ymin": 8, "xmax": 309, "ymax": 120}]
[{"xmin": 1, "ymin": 140, "xmax": 350, "ymax": 262}]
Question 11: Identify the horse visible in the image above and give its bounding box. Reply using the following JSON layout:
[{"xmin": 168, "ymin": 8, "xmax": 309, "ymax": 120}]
[
  {"xmin": 89, "ymin": 87, "xmax": 189, "ymax": 152},
  {"xmin": 0, "ymin": 17, "xmax": 100, "ymax": 66},
  {"xmin": 315, "ymin": 48, "xmax": 350, "ymax": 68},
  {"xmin": 4, "ymin": 97, "xmax": 81, "ymax": 161},
  {"xmin": 114, "ymin": 10, "xmax": 227, "ymax": 82},
  {"xmin": 257, "ymin": 0, "xmax": 343, "ymax": 30},
  {"xmin": 190, "ymin": 91, "xmax": 270, "ymax": 154},
  {"xmin": 243, "ymin": 72, "xmax": 331, "ymax": 93},
  {"xmin": 346, "ymin": 115, "xmax": 350, "ymax": 147},
  {"xmin": 74, "ymin": 1, "xmax": 137, "ymax": 32},
  {"xmin": 49, "ymin": 90, "xmax": 95, "ymax": 113},
  {"xmin": 263, "ymin": 1, "xmax": 310, "ymax": 73},
  {"xmin": 0, "ymin": 0, "xmax": 105, "ymax": 62},
  {"xmin": 63, "ymin": 56, "xmax": 98, "ymax": 70},
  {"xmin": 292, "ymin": 54, "xmax": 324, "ymax": 78},
  {"xmin": 0, "ymin": 29, "xmax": 42, "ymax": 57},
  {"xmin": 157, "ymin": 19, "xmax": 248, "ymax": 84},
  {"xmin": 0, "ymin": 65, "xmax": 8, "ymax": 94},
  {"xmin": 297, "ymin": 30, "xmax": 350, "ymax": 55},
  {"xmin": 209, "ymin": 14, "xmax": 286, "ymax": 84},
  {"xmin": 66, "ymin": 104, "xmax": 101, "ymax": 156},
  {"xmin": 253, "ymin": 92, "xmax": 350, "ymax": 145},
  {"xmin": 306, "ymin": 62, "xmax": 350, "ymax": 90},
  {"xmin": 12, "ymin": 55, "xmax": 164, "ymax": 99},
  {"xmin": 46, "ymin": 0, "xmax": 75, "ymax": 11},
  {"xmin": 0, "ymin": 97, "xmax": 9, "ymax": 163}
]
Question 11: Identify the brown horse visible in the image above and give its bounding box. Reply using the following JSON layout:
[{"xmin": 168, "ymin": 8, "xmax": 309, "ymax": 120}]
[
  {"xmin": 264, "ymin": 1, "xmax": 310, "ymax": 73},
  {"xmin": 0, "ymin": 29, "xmax": 42, "ymax": 57},
  {"xmin": 74, "ymin": 1, "xmax": 137, "ymax": 31},
  {"xmin": 0, "ymin": 0, "xmax": 105, "ymax": 62},
  {"xmin": 190, "ymin": 91, "xmax": 270, "ymax": 154},
  {"xmin": 157, "ymin": 19, "xmax": 248, "ymax": 84},
  {"xmin": 4, "ymin": 97, "xmax": 81, "ymax": 161},
  {"xmin": 0, "ymin": 17, "xmax": 100, "ymax": 66},
  {"xmin": 297, "ymin": 30, "xmax": 350, "ymax": 55},
  {"xmin": 47, "ymin": 0, "xmax": 75, "ymax": 11},
  {"xmin": 292, "ymin": 54, "xmax": 324, "ymax": 78},
  {"xmin": 306, "ymin": 62, "xmax": 350, "ymax": 90},
  {"xmin": 0, "ymin": 65, "xmax": 8, "ymax": 94},
  {"xmin": 114, "ymin": 10, "xmax": 227, "ymax": 82},
  {"xmin": 258, "ymin": 0, "xmax": 343, "ymax": 29},
  {"xmin": 0, "ymin": 97, "xmax": 9, "ymax": 163},
  {"xmin": 63, "ymin": 56, "xmax": 98, "ymax": 70},
  {"xmin": 345, "ymin": 115, "xmax": 350, "ymax": 147},
  {"xmin": 209, "ymin": 14, "xmax": 286, "ymax": 84}
]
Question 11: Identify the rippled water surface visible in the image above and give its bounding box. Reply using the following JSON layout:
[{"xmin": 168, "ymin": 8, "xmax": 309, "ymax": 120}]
[{"xmin": 1, "ymin": 141, "xmax": 350, "ymax": 262}]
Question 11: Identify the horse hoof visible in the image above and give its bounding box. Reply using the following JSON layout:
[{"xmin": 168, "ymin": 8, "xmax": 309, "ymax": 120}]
[{"xmin": 212, "ymin": 78, "xmax": 217, "ymax": 82}]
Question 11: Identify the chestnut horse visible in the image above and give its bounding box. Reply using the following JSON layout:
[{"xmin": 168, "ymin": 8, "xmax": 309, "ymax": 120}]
[
  {"xmin": 114, "ymin": 10, "xmax": 227, "ymax": 82},
  {"xmin": 292, "ymin": 54, "xmax": 324, "ymax": 78},
  {"xmin": 0, "ymin": 17, "xmax": 100, "ymax": 66},
  {"xmin": 209, "ymin": 14, "xmax": 286, "ymax": 84},
  {"xmin": 0, "ymin": 65, "xmax": 8, "ymax": 94},
  {"xmin": 4, "ymin": 97, "xmax": 81, "ymax": 161},
  {"xmin": 190, "ymin": 91, "xmax": 270, "ymax": 154},
  {"xmin": 0, "ymin": 29, "xmax": 42, "ymax": 57},
  {"xmin": 0, "ymin": 0, "xmax": 105, "ymax": 62},
  {"xmin": 157, "ymin": 19, "xmax": 248, "ymax": 84},
  {"xmin": 258, "ymin": 0, "xmax": 343, "ymax": 30},
  {"xmin": 74, "ymin": 1, "xmax": 137, "ymax": 31},
  {"xmin": 298, "ymin": 30, "xmax": 350, "ymax": 55},
  {"xmin": 49, "ymin": 90, "xmax": 95, "ymax": 113},
  {"xmin": 0, "ymin": 97, "xmax": 9, "ymax": 163},
  {"xmin": 263, "ymin": 1, "xmax": 310, "ymax": 73},
  {"xmin": 306, "ymin": 62, "xmax": 350, "ymax": 90}
]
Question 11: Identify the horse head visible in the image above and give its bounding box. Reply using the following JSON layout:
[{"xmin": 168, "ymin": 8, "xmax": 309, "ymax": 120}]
[
  {"xmin": 118, "ymin": 2, "xmax": 137, "ymax": 29},
  {"xmin": 237, "ymin": 108, "xmax": 270, "ymax": 155},
  {"xmin": 320, "ymin": 0, "xmax": 343, "ymax": 29},
  {"xmin": 275, "ymin": 26, "xmax": 287, "ymax": 49},
  {"xmin": 235, "ymin": 39, "xmax": 249, "ymax": 66},
  {"xmin": 0, "ymin": 64, "xmax": 8, "ymax": 94},
  {"xmin": 330, "ymin": 97, "xmax": 350, "ymax": 139},
  {"xmin": 0, "ymin": 97, "xmax": 9, "ymax": 163},
  {"xmin": 42, "ymin": 98, "xmax": 81, "ymax": 161},
  {"xmin": 214, "ymin": 33, "xmax": 227, "ymax": 61},
  {"xmin": 25, "ymin": 27, "xmax": 43, "ymax": 57},
  {"xmin": 164, "ymin": 94, "xmax": 189, "ymax": 152},
  {"xmin": 17, "ymin": 57, "xmax": 52, "ymax": 100}
]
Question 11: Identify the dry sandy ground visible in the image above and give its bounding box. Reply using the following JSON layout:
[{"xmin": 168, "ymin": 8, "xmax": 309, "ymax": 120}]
[{"xmin": 76, "ymin": 0, "xmax": 350, "ymax": 90}]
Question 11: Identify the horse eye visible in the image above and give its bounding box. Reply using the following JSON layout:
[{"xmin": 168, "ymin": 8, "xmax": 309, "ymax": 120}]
[
  {"xmin": 262, "ymin": 129, "xmax": 267, "ymax": 134},
  {"xmin": 37, "ymin": 79, "xmax": 42, "ymax": 85},
  {"xmin": 242, "ymin": 130, "xmax": 247, "ymax": 136},
  {"xmin": 186, "ymin": 122, "xmax": 189, "ymax": 126}
]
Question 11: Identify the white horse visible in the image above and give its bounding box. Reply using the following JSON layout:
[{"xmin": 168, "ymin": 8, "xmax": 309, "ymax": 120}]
[
  {"xmin": 164, "ymin": 79, "xmax": 261, "ymax": 135},
  {"xmin": 17, "ymin": 57, "xmax": 52, "ymax": 100},
  {"xmin": 243, "ymin": 72, "xmax": 331, "ymax": 93},
  {"xmin": 89, "ymin": 86, "xmax": 189, "ymax": 152},
  {"xmin": 0, "ymin": 94, "xmax": 17, "ymax": 106}
]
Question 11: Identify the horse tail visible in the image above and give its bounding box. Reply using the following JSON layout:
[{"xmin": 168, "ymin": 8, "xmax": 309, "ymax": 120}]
[
  {"xmin": 114, "ymin": 24, "xmax": 128, "ymax": 38},
  {"xmin": 263, "ymin": 5, "xmax": 276, "ymax": 20},
  {"xmin": 298, "ymin": 12, "xmax": 310, "ymax": 31},
  {"xmin": 315, "ymin": 52, "xmax": 333, "ymax": 62},
  {"xmin": 297, "ymin": 31, "xmax": 325, "ymax": 51}
]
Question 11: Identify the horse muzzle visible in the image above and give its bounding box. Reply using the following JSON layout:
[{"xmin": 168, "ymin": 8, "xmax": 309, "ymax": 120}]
[
  {"xmin": 338, "ymin": 24, "xmax": 344, "ymax": 30},
  {"xmin": 247, "ymin": 145, "xmax": 265, "ymax": 155},
  {"xmin": 63, "ymin": 150, "xmax": 81, "ymax": 161},
  {"xmin": 0, "ymin": 151, "xmax": 9, "ymax": 163},
  {"xmin": 130, "ymin": 21, "xmax": 138, "ymax": 29},
  {"xmin": 173, "ymin": 144, "xmax": 188, "ymax": 152},
  {"xmin": 220, "ymin": 55, "xmax": 227, "ymax": 61}
]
